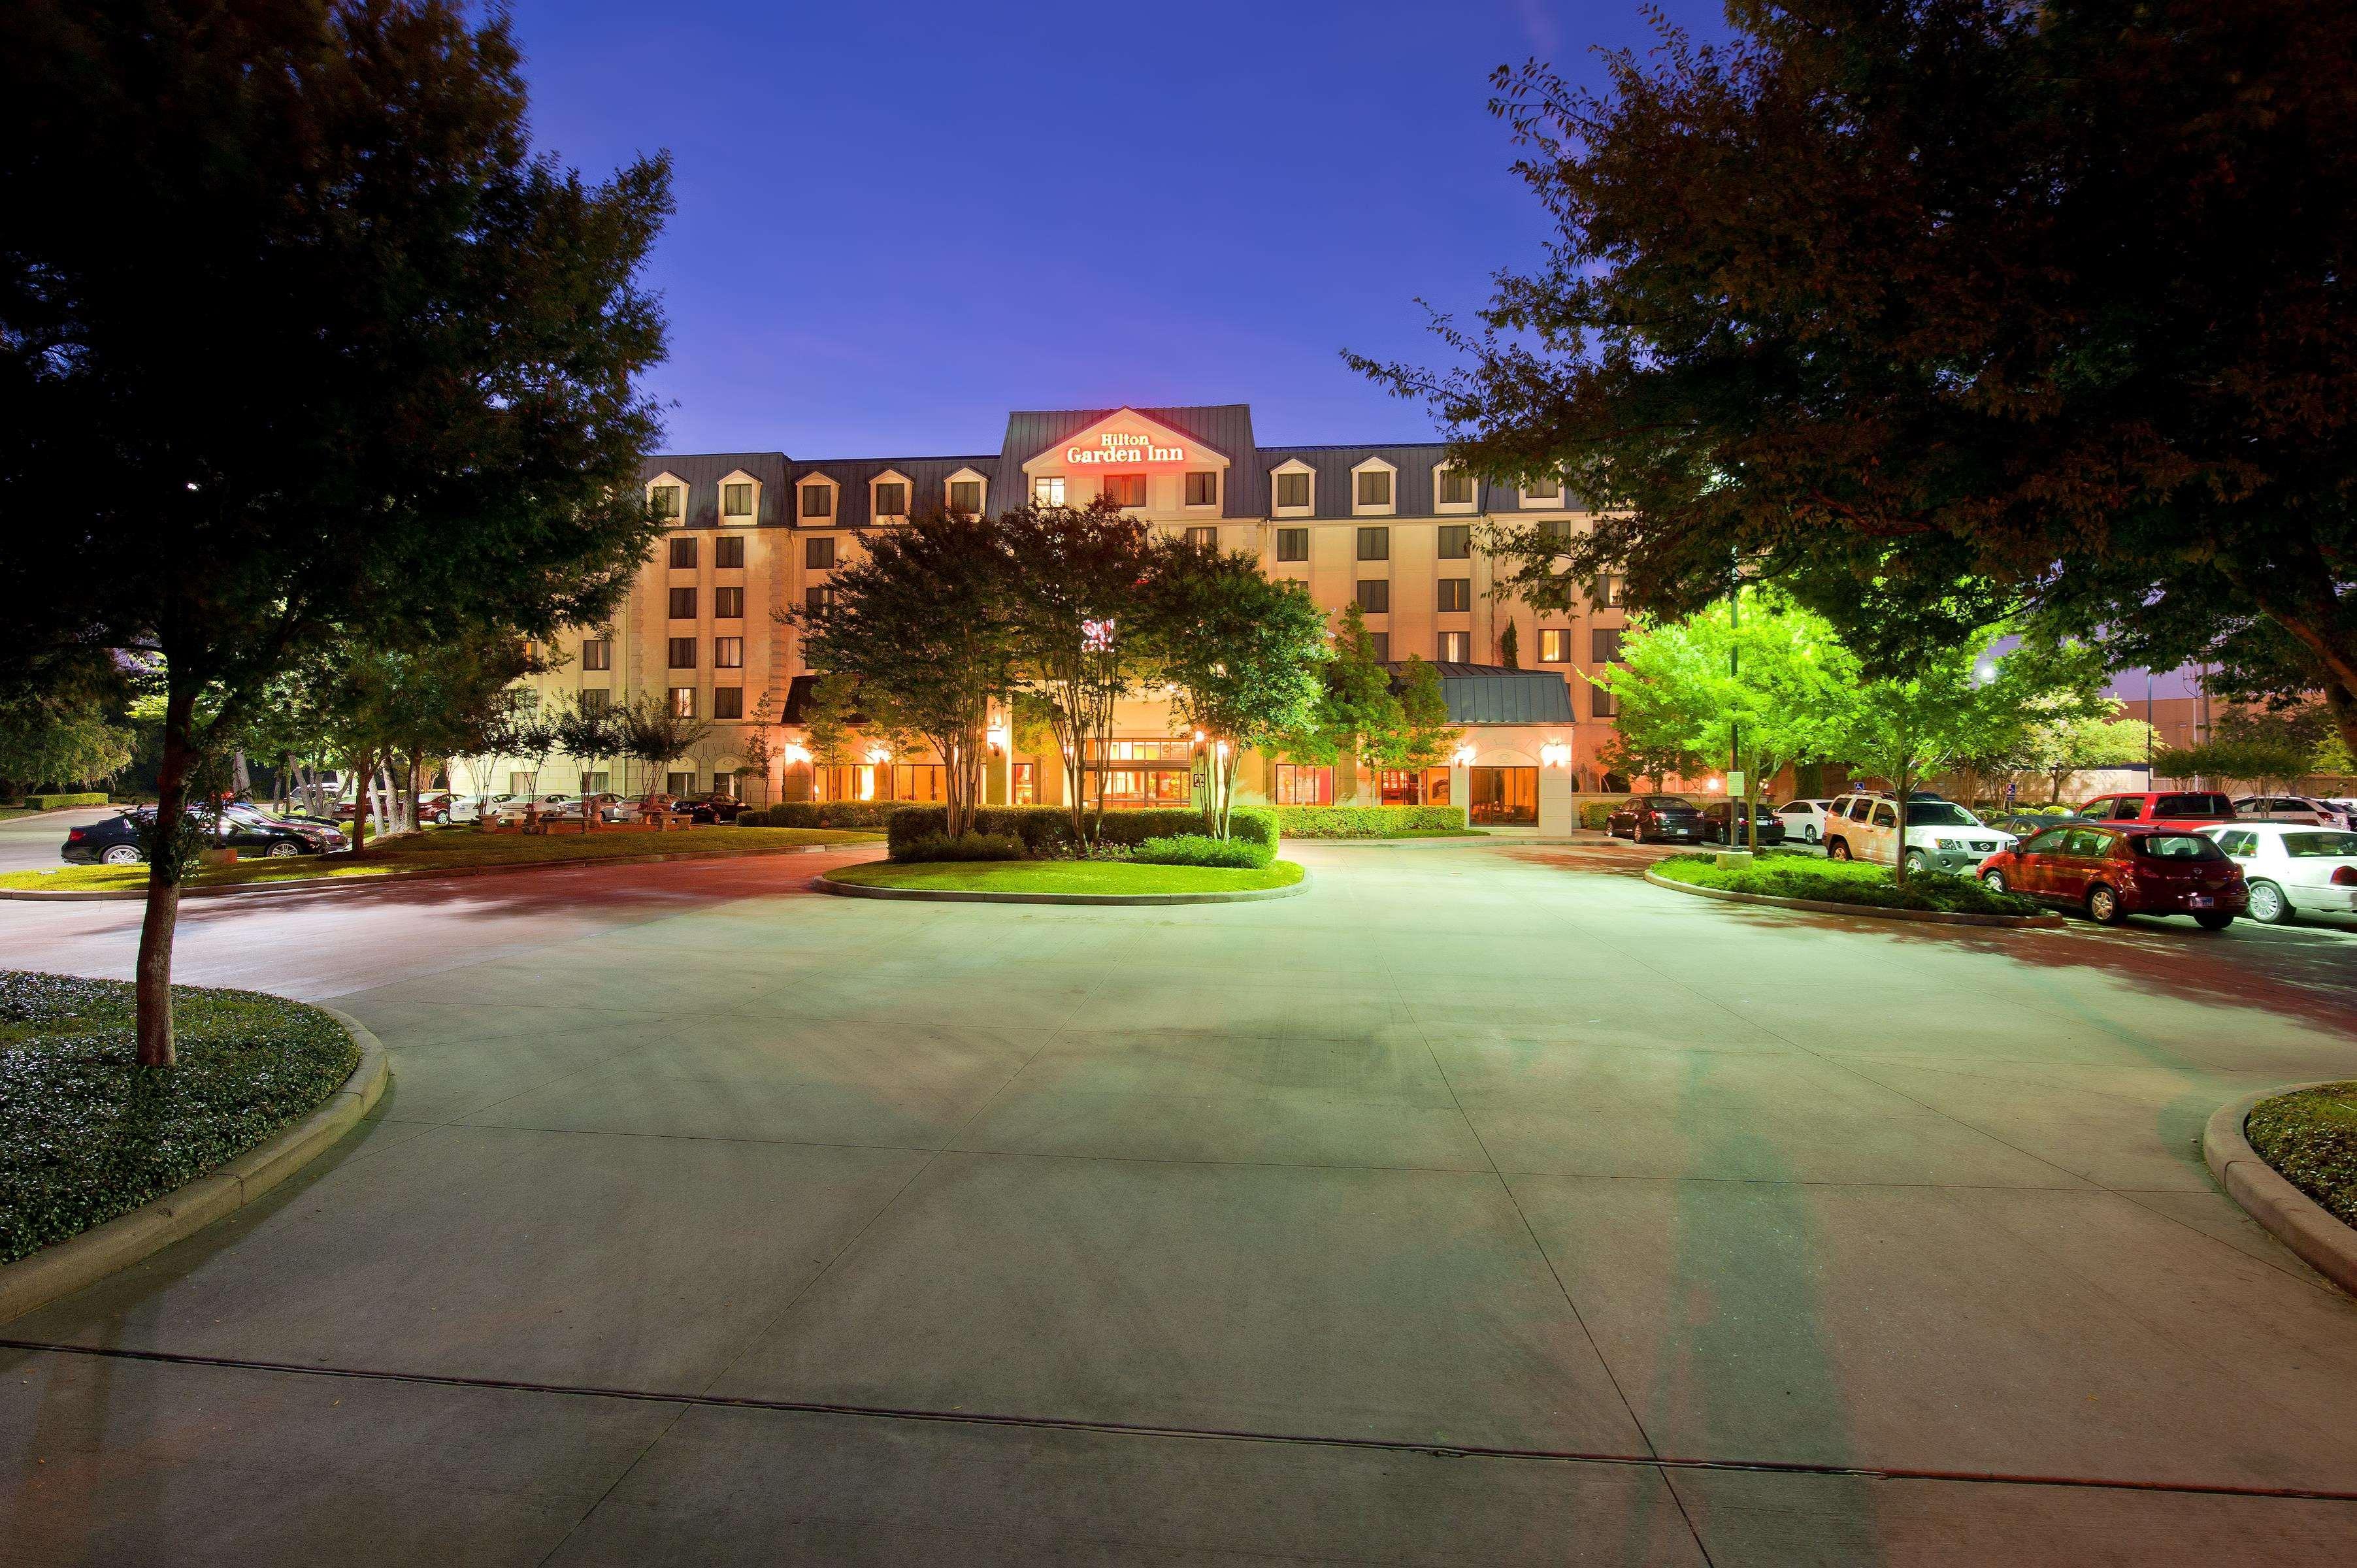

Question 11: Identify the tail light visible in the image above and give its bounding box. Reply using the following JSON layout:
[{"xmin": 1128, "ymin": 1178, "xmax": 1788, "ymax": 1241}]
[
  {"xmin": 66, "ymin": 828, "xmax": 87, "ymax": 843},
  {"xmin": 2334, "ymin": 866, "xmax": 2357, "ymax": 887}
]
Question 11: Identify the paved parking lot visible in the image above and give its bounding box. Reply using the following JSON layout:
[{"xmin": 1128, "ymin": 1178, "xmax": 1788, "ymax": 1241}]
[{"xmin": 5, "ymin": 839, "xmax": 2357, "ymax": 1564}]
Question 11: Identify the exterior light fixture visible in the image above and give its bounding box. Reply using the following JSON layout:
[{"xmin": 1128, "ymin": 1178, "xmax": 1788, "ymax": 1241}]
[
  {"xmin": 986, "ymin": 723, "xmax": 1008, "ymax": 754},
  {"xmin": 1451, "ymin": 744, "xmax": 1477, "ymax": 768},
  {"xmin": 1706, "ymin": 776, "xmax": 1724, "ymax": 791},
  {"xmin": 865, "ymin": 745, "xmax": 891, "ymax": 765},
  {"xmin": 782, "ymin": 743, "xmax": 812, "ymax": 765},
  {"xmin": 1540, "ymin": 742, "xmax": 1572, "ymax": 768}
]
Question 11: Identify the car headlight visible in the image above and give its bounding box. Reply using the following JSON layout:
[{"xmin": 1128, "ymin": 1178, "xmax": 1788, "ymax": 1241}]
[{"xmin": 1934, "ymin": 838, "xmax": 1958, "ymax": 849}]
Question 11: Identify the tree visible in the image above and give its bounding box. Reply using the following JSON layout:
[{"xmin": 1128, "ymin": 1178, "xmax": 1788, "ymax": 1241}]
[
  {"xmin": 736, "ymin": 690, "xmax": 782, "ymax": 808},
  {"xmin": 793, "ymin": 510, "xmax": 1016, "ymax": 836},
  {"xmin": 550, "ymin": 694, "xmax": 622, "ymax": 825},
  {"xmin": 0, "ymin": 653, "xmax": 132, "ymax": 798},
  {"xmin": 1497, "ymin": 621, "xmax": 1520, "ymax": 670},
  {"xmin": 1276, "ymin": 606, "xmax": 1454, "ymax": 799},
  {"xmin": 2156, "ymin": 738, "xmax": 2312, "ymax": 796},
  {"xmin": 1368, "ymin": 657, "xmax": 1457, "ymax": 776},
  {"xmin": 1145, "ymin": 543, "xmax": 1329, "ymax": 837},
  {"xmin": 998, "ymin": 497, "xmax": 1157, "ymax": 842},
  {"xmin": 617, "ymin": 696, "xmax": 714, "ymax": 799},
  {"xmin": 2027, "ymin": 705, "xmax": 2157, "ymax": 804},
  {"xmin": 1, "ymin": 2, "xmax": 670, "ymax": 1064},
  {"xmin": 800, "ymin": 673, "xmax": 859, "ymax": 798},
  {"xmin": 1351, "ymin": 2, "xmax": 2357, "ymax": 762}
]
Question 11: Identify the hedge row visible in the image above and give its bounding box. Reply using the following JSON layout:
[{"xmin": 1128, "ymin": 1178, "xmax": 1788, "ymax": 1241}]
[
  {"xmin": 741, "ymin": 801, "xmax": 901, "ymax": 830},
  {"xmin": 884, "ymin": 805, "xmax": 1279, "ymax": 861},
  {"xmin": 1579, "ymin": 801, "xmax": 1614, "ymax": 831},
  {"xmin": 21, "ymin": 791, "xmax": 110, "ymax": 810},
  {"xmin": 1268, "ymin": 804, "xmax": 1469, "ymax": 838}
]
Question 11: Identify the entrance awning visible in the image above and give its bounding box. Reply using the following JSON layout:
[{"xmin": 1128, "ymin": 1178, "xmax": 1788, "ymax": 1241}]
[{"xmin": 1387, "ymin": 662, "xmax": 1575, "ymax": 725}]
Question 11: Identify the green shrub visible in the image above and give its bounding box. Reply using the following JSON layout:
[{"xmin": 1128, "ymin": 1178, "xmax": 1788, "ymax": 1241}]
[
  {"xmin": 2245, "ymin": 1083, "xmax": 2357, "ymax": 1229},
  {"xmin": 742, "ymin": 800, "xmax": 900, "ymax": 830},
  {"xmin": 1130, "ymin": 834, "xmax": 1273, "ymax": 868},
  {"xmin": 1268, "ymin": 804, "xmax": 1469, "ymax": 838},
  {"xmin": 0, "ymin": 971, "xmax": 359, "ymax": 1264},
  {"xmin": 884, "ymin": 806, "xmax": 1279, "ymax": 860},
  {"xmin": 23, "ymin": 791, "xmax": 110, "ymax": 810},
  {"xmin": 1579, "ymin": 800, "xmax": 1613, "ymax": 831},
  {"xmin": 1653, "ymin": 853, "xmax": 2041, "ymax": 916},
  {"xmin": 893, "ymin": 831, "xmax": 1026, "ymax": 863}
]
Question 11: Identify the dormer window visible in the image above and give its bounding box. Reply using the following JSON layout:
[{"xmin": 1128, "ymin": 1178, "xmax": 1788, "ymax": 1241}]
[
  {"xmin": 1350, "ymin": 456, "xmax": 1397, "ymax": 516},
  {"xmin": 1357, "ymin": 470, "xmax": 1391, "ymax": 507},
  {"xmin": 1271, "ymin": 461, "xmax": 1314, "ymax": 514},
  {"xmin": 874, "ymin": 481, "xmax": 907, "ymax": 517},
  {"xmin": 1436, "ymin": 466, "xmax": 1475, "ymax": 509},
  {"xmin": 723, "ymin": 483, "xmax": 753, "ymax": 517},
  {"xmin": 1521, "ymin": 476, "xmax": 1564, "ymax": 506},
  {"xmin": 949, "ymin": 480, "xmax": 981, "ymax": 514},
  {"xmin": 800, "ymin": 482, "xmax": 833, "ymax": 519},
  {"xmin": 650, "ymin": 483, "xmax": 683, "ymax": 522}
]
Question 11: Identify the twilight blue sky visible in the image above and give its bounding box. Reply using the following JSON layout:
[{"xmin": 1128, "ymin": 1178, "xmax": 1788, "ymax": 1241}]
[{"xmin": 506, "ymin": 0, "xmax": 1728, "ymax": 459}]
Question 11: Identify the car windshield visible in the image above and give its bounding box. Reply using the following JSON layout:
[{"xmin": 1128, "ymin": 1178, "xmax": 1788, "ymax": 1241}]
[
  {"xmin": 2283, "ymin": 832, "xmax": 2357, "ymax": 858},
  {"xmin": 2154, "ymin": 794, "xmax": 2232, "ymax": 817},
  {"xmin": 2133, "ymin": 834, "xmax": 2224, "ymax": 860},
  {"xmin": 1904, "ymin": 803, "xmax": 1978, "ymax": 826}
]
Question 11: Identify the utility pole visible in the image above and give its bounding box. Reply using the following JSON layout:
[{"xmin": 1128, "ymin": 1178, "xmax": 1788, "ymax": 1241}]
[{"xmin": 1729, "ymin": 551, "xmax": 1750, "ymax": 849}]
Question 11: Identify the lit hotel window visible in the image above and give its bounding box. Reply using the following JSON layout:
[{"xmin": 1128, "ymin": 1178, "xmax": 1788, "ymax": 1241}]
[
  {"xmin": 800, "ymin": 482, "xmax": 832, "ymax": 517},
  {"xmin": 1440, "ymin": 630, "xmax": 1470, "ymax": 662},
  {"xmin": 1104, "ymin": 474, "xmax": 1146, "ymax": 508},
  {"xmin": 804, "ymin": 585, "xmax": 834, "ymax": 614},
  {"xmin": 1438, "ymin": 578, "xmax": 1471, "ymax": 612},
  {"xmin": 714, "ymin": 636, "xmax": 744, "ymax": 669},
  {"xmin": 874, "ymin": 482, "xmax": 907, "ymax": 517},
  {"xmin": 1439, "ymin": 525, "xmax": 1471, "ymax": 559},
  {"xmin": 950, "ymin": 480, "xmax": 982, "ymax": 514},
  {"xmin": 1275, "ymin": 472, "xmax": 1310, "ymax": 509},
  {"xmin": 1594, "ymin": 572, "xmax": 1624, "ymax": 608},
  {"xmin": 1593, "ymin": 683, "xmax": 1618, "ymax": 717},
  {"xmin": 1034, "ymin": 476, "xmax": 1065, "ymax": 506},
  {"xmin": 650, "ymin": 484, "xmax": 682, "ymax": 521},
  {"xmin": 1276, "ymin": 528, "xmax": 1308, "ymax": 562},
  {"xmin": 669, "ymin": 687, "xmax": 697, "ymax": 717},
  {"xmin": 1186, "ymin": 527, "xmax": 1217, "ymax": 553},
  {"xmin": 723, "ymin": 483, "xmax": 753, "ymax": 517},
  {"xmin": 806, "ymin": 535, "xmax": 836, "ymax": 570},
  {"xmin": 1185, "ymin": 472, "xmax": 1218, "ymax": 506},
  {"xmin": 1540, "ymin": 629, "xmax": 1572, "ymax": 663},
  {"xmin": 580, "ymin": 637, "xmax": 611, "ymax": 671}
]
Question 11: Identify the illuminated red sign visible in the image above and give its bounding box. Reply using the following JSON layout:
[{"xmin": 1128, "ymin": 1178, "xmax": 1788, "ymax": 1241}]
[{"xmin": 1064, "ymin": 431, "xmax": 1187, "ymax": 467}]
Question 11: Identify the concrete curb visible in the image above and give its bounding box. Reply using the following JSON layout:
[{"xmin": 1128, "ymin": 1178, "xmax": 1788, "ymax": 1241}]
[
  {"xmin": 0, "ymin": 1007, "xmax": 390, "ymax": 1326},
  {"xmin": 1284, "ymin": 835, "xmax": 1494, "ymax": 849},
  {"xmin": 0, "ymin": 840, "xmax": 871, "ymax": 903},
  {"xmin": 1643, "ymin": 868, "xmax": 2066, "ymax": 928},
  {"xmin": 813, "ymin": 866, "xmax": 1311, "ymax": 906},
  {"xmin": 2203, "ymin": 1084, "xmax": 2357, "ymax": 1298}
]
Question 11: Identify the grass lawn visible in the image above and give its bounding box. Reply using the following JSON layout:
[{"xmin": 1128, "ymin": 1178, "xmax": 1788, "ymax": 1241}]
[
  {"xmin": 2245, "ymin": 1081, "xmax": 2357, "ymax": 1230},
  {"xmin": 830, "ymin": 858, "xmax": 1306, "ymax": 896},
  {"xmin": 0, "ymin": 823, "xmax": 882, "ymax": 893},
  {"xmin": 0, "ymin": 972, "xmax": 358, "ymax": 1264},
  {"xmin": 1653, "ymin": 851, "xmax": 2042, "ymax": 917}
]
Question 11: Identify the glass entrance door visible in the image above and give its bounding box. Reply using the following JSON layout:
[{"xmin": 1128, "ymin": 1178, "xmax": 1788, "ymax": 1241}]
[{"xmin": 1468, "ymin": 766, "xmax": 1538, "ymax": 824}]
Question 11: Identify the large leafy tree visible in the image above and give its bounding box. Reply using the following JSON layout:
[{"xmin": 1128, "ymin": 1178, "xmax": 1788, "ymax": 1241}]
[
  {"xmin": 1276, "ymin": 606, "xmax": 1455, "ymax": 799},
  {"xmin": 0, "ymin": 652, "xmax": 133, "ymax": 798},
  {"xmin": 1, "ymin": 1, "xmax": 670, "ymax": 1063},
  {"xmin": 1146, "ymin": 542, "xmax": 1329, "ymax": 837},
  {"xmin": 793, "ymin": 510, "xmax": 1017, "ymax": 836},
  {"xmin": 1353, "ymin": 1, "xmax": 2357, "ymax": 758}
]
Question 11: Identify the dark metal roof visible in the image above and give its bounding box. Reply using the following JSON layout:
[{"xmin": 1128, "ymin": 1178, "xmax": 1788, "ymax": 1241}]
[
  {"xmin": 787, "ymin": 456, "xmax": 1000, "ymax": 529},
  {"xmin": 638, "ymin": 453, "xmax": 791, "ymax": 529},
  {"xmin": 1391, "ymin": 661, "xmax": 1577, "ymax": 726},
  {"xmin": 1000, "ymin": 405, "xmax": 1260, "ymax": 517}
]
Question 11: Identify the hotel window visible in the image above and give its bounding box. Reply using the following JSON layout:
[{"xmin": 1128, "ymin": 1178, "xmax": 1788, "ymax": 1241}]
[
  {"xmin": 668, "ymin": 636, "xmax": 697, "ymax": 669},
  {"xmin": 1272, "ymin": 763, "xmax": 1334, "ymax": 806},
  {"xmin": 1275, "ymin": 471, "xmax": 1310, "ymax": 509},
  {"xmin": 1104, "ymin": 473, "xmax": 1146, "ymax": 508},
  {"xmin": 668, "ymin": 687, "xmax": 697, "ymax": 718},
  {"xmin": 1438, "ymin": 525, "xmax": 1471, "ymax": 559},
  {"xmin": 667, "ymin": 770, "xmax": 696, "ymax": 794},
  {"xmin": 1034, "ymin": 476, "xmax": 1065, "ymax": 506},
  {"xmin": 668, "ymin": 536, "xmax": 697, "ymax": 569},
  {"xmin": 1439, "ymin": 470, "xmax": 1474, "ymax": 506},
  {"xmin": 650, "ymin": 484, "xmax": 682, "ymax": 521},
  {"xmin": 1539, "ymin": 518, "xmax": 1574, "ymax": 548},
  {"xmin": 580, "ymin": 637, "xmax": 611, "ymax": 671},
  {"xmin": 800, "ymin": 482, "xmax": 832, "ymax": 518},
  {"xmin": 805, "ymin": 535, "xmax": 836, "ymax": 570},
  {"xmin": 1185, "ymin": 471, "xmax": 1218, "ymax": 506},
  {"xmin": 1012, "ymin": 762, "xmax": 1037, "ymax": 804},
  {"xmin": 580, "ymin": 688, "xmax": 610, "ymax": 715},
  {"xmin": 1185, "ymin": 527, "xmax": 1217, "ymax": 553},
  {"xmin": 714, "ymin": 535, "xmax": 744, "ymax": 569},
  {"xmin": 1276, "ymin": 527, "xmax": 1309, "ymax": 562},
  {"xmin": 1369, "ymin": 632, "xmax": 1390, "ymax": 661},
  {"xmin": 723, "ymin": 482, "xmax": 753, "ymax": 518},
  {"xmin": 714, "ymin": 636, "xmax": 744, "ymax": 669},
  {"xmin": 1594, "ymin": 572, "xmax": 1624, "ymax": 608},
  {"xmin": 1356, "ymin": 469, "xmax": 1392, "ymax": 508},
  {"xmin": 714, "ymin": 686, "xmax": 744, "ymax": 720},
  {"xmin": 714, "ymin": 586, "xmax": 744, "ymax": 619},
  {"xmin": 804, "ymin": 585, "xmax": 834, "ymax": 614},
  {"xmin": 1524, "ymin": 478, "xmax": 1561, "ymax": 502},
  {"xmin": 1438, "ymin": 578, "xmax": 1472, "ymax": 612},
  {"xmin": 1592, "ymin": 683, "xmax": 1618, "ymax": 717},
  {"xmin": 668, "ymin": 586, "xmax": 696, "ymax": 619},
  {"xmin": 580, "ymin": 770, "xmax": 608, "ymax": 793},
  {"xmin": 1593, "ymin": 627, "xmax": 1625, "ymax": 662},
  {"xmin": 1357, "ymin": 527, "xmax": 1389, "ymax": 561},
  {"xmin": 1439, "ymin": 630, "xmax": 1470, "ymax": 662},
  {"xmin": 874, "ymin": 481, "xmax": 907, "ymax": 517},
  {"xmin": 1355, "ymin": 579, "xmax": 1390, "ymax": 613},
  {"xmin": 1539, "ymin": 628, "xmax": 1572, "ymax": 663},
  {"xmin": 949, "ymin": 479, "xmax": 982, "ymax": 514}
]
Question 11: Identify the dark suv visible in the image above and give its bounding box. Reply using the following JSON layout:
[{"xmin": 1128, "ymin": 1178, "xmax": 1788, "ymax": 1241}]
[{"xmin": 1606, "ymin": 794, "xmax": 1704, "ymax": 843}]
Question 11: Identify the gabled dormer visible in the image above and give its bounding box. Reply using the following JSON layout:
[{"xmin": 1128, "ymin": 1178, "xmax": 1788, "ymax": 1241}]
[{"xmin": 646, "ymin": 471, "xmax": 688, "ymax": 527}]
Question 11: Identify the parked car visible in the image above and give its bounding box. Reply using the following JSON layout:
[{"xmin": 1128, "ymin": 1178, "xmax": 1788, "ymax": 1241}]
[
  {"xmin": 1822, "ymin": 793, "xmax": 2014, "ymax": 874},
  {"xmin": 415, "ymin": 790, "xmax": 457, "ymax": 824},
  {"xmin": 1700, "ymin": 801, "xmax": 1785, "ymax": 846},
  {"xmin": 1772, "ymin": 798, "xmax": 1836, "ymax": 844},
  {"xmin": 61, "ymin": 806, "xmax": 343, "ymax": 866},
  {"xmin": 1975, "ymin": 823, "xmax": 2245, "ymax": 928},
  {"xmin": 1605, "ymin": 794, "xmax": 1705, "ymax": 843},
  {"xmin": 2233, "ymin": 794, "xmax": 2350, "ymax": 829},
  {"xmin": 219, "ymin": 802, "xmax": 347, "ymax": 853},
  {"xmin": 678, "ymin": 792, "xmax": 746, "ymax": 825},
  {"xmin": 487, "ymin": 793, "xmax": 576, "ymax": 825},
  {"xmin": 442, "ymin": 792, "xmax": 518, "ymax": 825},
  {"xmin": 1990, "ymin": 809, "xmax": 2092, "ymax": 840},
  {"xmin": 2073, "ymin": 791, "xmax": 2237, "ymax": 829},
  {"xmin": 2198, "ymin": 823, "xmax": 2357, "ymax": 924}
]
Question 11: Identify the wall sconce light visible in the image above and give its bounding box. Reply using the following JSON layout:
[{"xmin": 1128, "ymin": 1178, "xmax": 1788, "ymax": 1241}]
[
  {"xmin": 865, "ymin": 745, "xmax": 891, "ymax": 765},
  {"xmin": 782, "ymin": 743, "xmax": 812, "ymax": 766},
  {"xmin": 1540, "ymin": 742, "xmax": 1572, "ymax": 769},
  {"xmin": 986, "ymin": 723, "xmax": 1008, "ymax": 755},
  {"xmin": 1451, "ymin": 744, "xmax": 1477, "ymax": 768}
]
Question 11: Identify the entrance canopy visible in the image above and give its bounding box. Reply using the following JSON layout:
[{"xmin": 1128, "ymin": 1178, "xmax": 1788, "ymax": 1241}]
[{"xmin": 1389, "ymin": 662, "xmax": 1575, "ymax": 726}]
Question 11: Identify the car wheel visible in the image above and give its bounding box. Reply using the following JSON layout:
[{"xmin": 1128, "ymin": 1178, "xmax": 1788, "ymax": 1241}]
[
  {"xmin": 101, "ymin": 844, "xmax": 142, "ymax": 866},
  {"xmin": 2086, "ymin": 883, "xmax": 2123, "ymax": 924},
  {"xmin": 267, "ymin": 841, "xmax": 301, "ymax": 858},
  {"xmin": 1804, "ymin": 825, "xmax": 1819, "ymax": 843},
  {"xmin": 1981, "ymin": 869, "xmax": 2007, "ymax": 893},
  {"xmin": 2247, "ymin": 880, "xmax": 2291, "ymax": 925},
  {"xmin": 2194, "ymin": 911, "xmax": 2235, "ymax": 931},
  {"xmin": 1903, "ymin": 849, "xmax": 1930, "ymax": 875},
  {"xmin": 1826, "ymin": 838, "xmax": 1851, "ymax": 862}
]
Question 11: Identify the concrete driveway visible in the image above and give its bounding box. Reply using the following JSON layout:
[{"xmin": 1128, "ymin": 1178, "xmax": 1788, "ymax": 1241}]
[
  {"xmin": 5, "ymin": 840, "xmax": 2357, "ymax": 1564},
  {"xmin": 0, "ymin": 806, "xmax": 116, "ymax": 874}
]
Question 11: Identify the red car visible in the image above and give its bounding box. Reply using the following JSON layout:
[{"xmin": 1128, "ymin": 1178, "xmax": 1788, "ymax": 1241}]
[
  {"xmin": 1976, "ymin": 822, "xmax": 2247, "ymax": 928},
  {"xmin": 2072, "ymin": 791, "xmax": 2236, "ymax": 830}
]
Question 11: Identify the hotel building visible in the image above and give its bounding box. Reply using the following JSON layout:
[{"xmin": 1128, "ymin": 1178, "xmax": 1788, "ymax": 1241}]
[{"xmin": 506, "ymin": 403, "xmax": 1629, "ymax": 825}]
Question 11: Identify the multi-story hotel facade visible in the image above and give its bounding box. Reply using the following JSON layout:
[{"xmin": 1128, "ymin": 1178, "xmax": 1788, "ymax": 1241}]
[{"xmin": 500, "ymin": 403, "xmax": 1631, "ymax": 825}]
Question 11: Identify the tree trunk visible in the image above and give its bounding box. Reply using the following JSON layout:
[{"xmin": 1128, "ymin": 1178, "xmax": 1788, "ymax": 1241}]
[
  {"xmin": 135, "ymin": 683, "xmax": 200, "ymax": 1068},
  {"xmin": 348, "ymin": 748, "xmax": 372, "ymax": 856}
]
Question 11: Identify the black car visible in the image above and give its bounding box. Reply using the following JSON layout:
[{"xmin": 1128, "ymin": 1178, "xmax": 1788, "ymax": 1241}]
[
  {"xmin": 1699, "ymin": 801, "xmax": 1786, "ymax": 846},
  {"xmin": 673, "ymin": 793, "xmax": 746, "ymax": 825},
  {"xmin": 61, "ymin": 807, "xmax": 343, "ymax": 866},
  {"xmin": 1606, "ymin": 794, "xmax": 1705, "ymax": 843}
]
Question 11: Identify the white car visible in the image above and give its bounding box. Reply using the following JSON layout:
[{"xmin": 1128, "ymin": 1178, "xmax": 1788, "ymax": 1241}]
[
  {"xmin": 442, "ymin": 792, "xmax": 518, "ymax": 825},
  {"xmin": 2200, "ymin": 821, "xmax": 2357, "ymax": 924},
  {"xmin": 2233, "ymin": 794, "xmax": 2347, "ymax": 828},
  {"xmin": 486, "ymin": 793, "xmax": 573, "ymax": 825},
  {"xmin": 1772, "ymin": 798, "xmax": 1836, "ymax": 845},
  {"xmin": 1822, "ymin": 792, "xmax": 2015, "ymax": 874}
]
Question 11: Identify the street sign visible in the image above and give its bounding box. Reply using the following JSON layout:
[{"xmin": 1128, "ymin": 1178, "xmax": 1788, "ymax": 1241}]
[{"xmin": 1726, "ymin": 771, "xmax": 1747, "ymax": 795}]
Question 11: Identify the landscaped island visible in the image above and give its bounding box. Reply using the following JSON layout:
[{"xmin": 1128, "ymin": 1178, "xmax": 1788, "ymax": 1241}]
[
  {"xmin": 0, "ymin": 823, "xmax": 881, "ymax": 894},
  {"xmin": 0, "ymin": 972, "xmax": 357, "ymax": 1263},
  {"xmin": 2245, "ymin": 1082, "xmax": 2357, "ymax": 1230},
  {"xmin": 831, "ymin": 859, "xmax": 1305, "ymax": 896},
  {"xmin": 816, "ymin": 804, "xmax": 1306, "ymax": 900},
  {"xmin": 1653, "ymin": 851, "xmax": 2043, "ymax": 917}
]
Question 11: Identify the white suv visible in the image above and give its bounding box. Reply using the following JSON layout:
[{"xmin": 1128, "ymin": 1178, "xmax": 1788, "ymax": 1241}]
[{"xmin": 1823, "ymin": 793, "xmax": 2015, "ymax": 874}]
